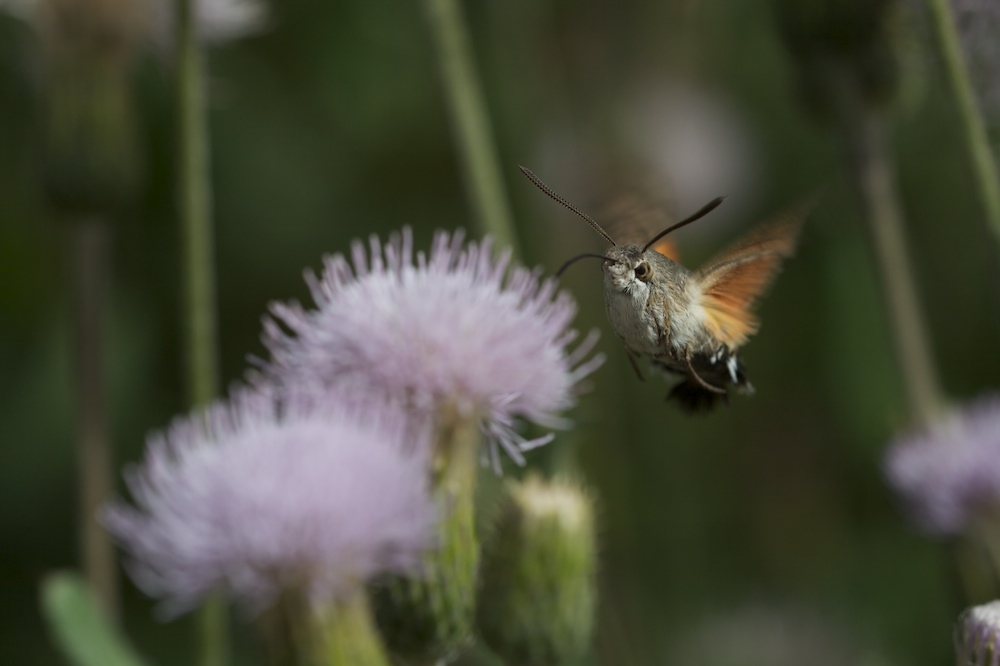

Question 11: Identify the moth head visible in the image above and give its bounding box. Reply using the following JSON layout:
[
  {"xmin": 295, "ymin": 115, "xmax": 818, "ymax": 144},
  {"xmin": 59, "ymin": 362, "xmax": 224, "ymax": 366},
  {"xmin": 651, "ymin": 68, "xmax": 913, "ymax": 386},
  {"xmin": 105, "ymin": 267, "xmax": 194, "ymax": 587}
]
[
  {"xmin": 600, "ymin": 245, "xmax": 651, "ymax": 290},
  {"xmin": 632, "ymin": 259, "xmax": 653, "ymax": 283}
]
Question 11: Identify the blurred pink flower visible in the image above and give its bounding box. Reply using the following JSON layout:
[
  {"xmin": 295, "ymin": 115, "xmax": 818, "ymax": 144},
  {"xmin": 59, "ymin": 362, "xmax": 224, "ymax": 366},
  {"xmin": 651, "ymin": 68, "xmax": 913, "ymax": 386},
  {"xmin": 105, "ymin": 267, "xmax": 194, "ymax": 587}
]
[
  {"xmin": 259, "ymin": 228, "xmax": 603, "ymax": 471},
  {"xmin": 884, "ymin": 394, "xmax": 1000, "ymax": 535},
  {"xmin": 104, "ymin": 389, "xmax": 435, "ymax": 615}
]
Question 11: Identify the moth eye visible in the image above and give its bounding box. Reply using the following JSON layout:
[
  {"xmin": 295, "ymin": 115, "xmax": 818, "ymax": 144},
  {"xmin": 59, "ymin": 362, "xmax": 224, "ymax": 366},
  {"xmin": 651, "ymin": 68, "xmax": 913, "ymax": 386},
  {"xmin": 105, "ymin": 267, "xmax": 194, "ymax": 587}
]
[{"xmin": 634, "ymin": 262, "xmax": 651, "ymax": 282}]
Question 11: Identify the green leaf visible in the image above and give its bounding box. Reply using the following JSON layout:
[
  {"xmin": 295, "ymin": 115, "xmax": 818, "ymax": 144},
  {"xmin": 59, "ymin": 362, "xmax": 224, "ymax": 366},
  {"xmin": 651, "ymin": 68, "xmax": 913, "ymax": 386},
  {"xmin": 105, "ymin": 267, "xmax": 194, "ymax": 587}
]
[{"xmin": 40, "ymin": 571, "xmax": 150, "ymax": 666}]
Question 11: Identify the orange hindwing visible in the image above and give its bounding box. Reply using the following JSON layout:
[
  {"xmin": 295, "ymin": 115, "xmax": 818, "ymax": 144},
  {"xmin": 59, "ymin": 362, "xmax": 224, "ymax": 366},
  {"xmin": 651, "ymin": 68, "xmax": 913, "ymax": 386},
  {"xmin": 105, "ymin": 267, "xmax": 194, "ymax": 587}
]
[{"xmin": 695, "ymin": 201, "xmax": 810, "ymax": 348}]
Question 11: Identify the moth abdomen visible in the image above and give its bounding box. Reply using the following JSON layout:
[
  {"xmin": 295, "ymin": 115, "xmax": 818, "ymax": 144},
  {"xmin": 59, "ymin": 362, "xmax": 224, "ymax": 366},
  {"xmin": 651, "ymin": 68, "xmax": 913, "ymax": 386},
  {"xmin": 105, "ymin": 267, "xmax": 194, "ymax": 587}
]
[{"xmin": 656, "ymin": 349, "xmax": 753, "ymax": 413}]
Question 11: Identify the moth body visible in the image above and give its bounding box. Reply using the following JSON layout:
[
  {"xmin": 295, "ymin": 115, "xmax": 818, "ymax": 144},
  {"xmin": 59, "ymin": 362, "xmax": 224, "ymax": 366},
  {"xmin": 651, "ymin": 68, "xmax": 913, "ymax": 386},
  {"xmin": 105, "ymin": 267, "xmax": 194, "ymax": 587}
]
[
  {"xmin": 601, "ymin": 244, "xmax": 670, "ymax": 357},
  {"xmin": 518, "ymin": 166, "xmax": 806, "ymax": 413},
  {"xmin": 601, "ymin": 243, "xmax": 752, "ymax": 411}
]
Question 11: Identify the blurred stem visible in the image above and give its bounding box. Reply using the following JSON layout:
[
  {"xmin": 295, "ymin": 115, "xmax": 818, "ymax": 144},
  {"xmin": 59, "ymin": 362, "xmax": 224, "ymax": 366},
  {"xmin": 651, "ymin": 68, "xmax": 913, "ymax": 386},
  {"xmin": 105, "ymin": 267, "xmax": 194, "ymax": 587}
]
[
  {"xmin": 426, "ymin": 404, "xmax": 479, "ymax": 651},
  {"xmin": 953, "ymin": 535, "xmax": 999, "ymax": 603},
  {"xmin": 925, "ymin": 0, "xmax": 1000, "ymax": 248},
  {"xmin": 423, "ymin": 0, "xmax": 521, "ymax": 257},
  {"xmin": 318, "ymin": 592, "xmax": 390, "ymax": 666},
  {"xmin": 433, "ymin": 406, "xmax": 479, "ymax": 493},
  {"xmin": 262, "ymin": 588, "xmax": 390, "ymax": 666},
  {"xmin": 832, "ymin": 65, "xmax": 945, "ymax": 428},
  {"xmin": 178, "ymin": 0, "xmax": 220, "ymax": 409},
  {"xmin": 976, "ymin": 522, "xmax": 1000, "ymax": 595},
  {"xmin": 176, "ymin": 0, "xmax": 226, "ymax": 663},
  {"xmin": 69, "ymin": 216, "xmax": 118, "ymax": 623}
]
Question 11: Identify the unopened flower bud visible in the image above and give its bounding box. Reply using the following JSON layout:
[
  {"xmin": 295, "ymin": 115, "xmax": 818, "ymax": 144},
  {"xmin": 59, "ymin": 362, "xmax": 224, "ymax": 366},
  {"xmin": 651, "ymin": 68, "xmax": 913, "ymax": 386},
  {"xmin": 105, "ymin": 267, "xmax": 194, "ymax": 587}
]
[
  {"xmin": 42, "ymin": 58, "xmax": 140, "ymax": 215},
  {"xmin": 956, "ymin": 600, "xmax": 1000, "ymax": 665},
  {"xmin": 31, "ymin": 0, "xmax": 145, "ymax": 215},
  {"xmin": 772, "ymin": 0, "xmax": 903, "ymax": 119},
  {"xmin": 478, "ymin": 475, "xmax": 596, "ymax": 666}
]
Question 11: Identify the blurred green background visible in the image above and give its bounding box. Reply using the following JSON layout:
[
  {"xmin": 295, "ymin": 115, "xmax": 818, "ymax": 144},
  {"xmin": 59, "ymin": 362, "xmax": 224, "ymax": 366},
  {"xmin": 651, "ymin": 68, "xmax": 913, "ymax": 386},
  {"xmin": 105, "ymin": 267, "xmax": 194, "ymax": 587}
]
[{"xmin": 1, "ymin": 0, "xmax": 998, "ymax": 663}]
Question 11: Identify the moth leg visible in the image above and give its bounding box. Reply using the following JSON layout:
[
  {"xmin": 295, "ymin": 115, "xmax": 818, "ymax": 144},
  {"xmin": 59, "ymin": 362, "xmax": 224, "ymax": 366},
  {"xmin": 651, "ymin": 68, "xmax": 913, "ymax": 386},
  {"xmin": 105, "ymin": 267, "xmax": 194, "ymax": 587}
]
[
  {"xmin": 624, "ymin": 347, "xmax": 645, "ymax": 382},
  {"xmin": 685, "ymin": 354, "xmax": 727, "ymax": 394}
]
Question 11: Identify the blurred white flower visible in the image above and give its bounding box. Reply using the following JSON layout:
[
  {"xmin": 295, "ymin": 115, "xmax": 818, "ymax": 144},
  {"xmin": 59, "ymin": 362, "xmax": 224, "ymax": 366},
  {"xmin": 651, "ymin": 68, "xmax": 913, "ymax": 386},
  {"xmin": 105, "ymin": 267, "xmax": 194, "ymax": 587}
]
[
  {"xmin": 0, "ymin": 0, "xmax": 267, "ymax": 46},
  {"xmin": 531, "ymin": 81, "xmax": 757, "ymax": 247},
  {"xmin": 625, "ymin": 82, "xmax": 758, "ymax": 237},
  {"xmin": 148, "ymin": 0, "xmax": 266, "ymax": 46}
]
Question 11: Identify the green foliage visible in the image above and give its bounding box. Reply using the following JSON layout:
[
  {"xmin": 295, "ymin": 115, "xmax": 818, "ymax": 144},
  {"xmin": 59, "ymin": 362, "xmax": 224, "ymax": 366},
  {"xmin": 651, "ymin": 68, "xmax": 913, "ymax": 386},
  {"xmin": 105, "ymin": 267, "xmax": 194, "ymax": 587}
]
[{"xmin": 40, "ymin": 572, "xmax": 149, "ymax": 666}]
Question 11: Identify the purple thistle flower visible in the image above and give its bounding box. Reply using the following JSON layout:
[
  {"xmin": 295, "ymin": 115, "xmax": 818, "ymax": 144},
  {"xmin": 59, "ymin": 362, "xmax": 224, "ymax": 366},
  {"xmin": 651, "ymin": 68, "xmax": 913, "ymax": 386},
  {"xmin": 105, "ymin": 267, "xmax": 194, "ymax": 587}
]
[
  {"xmin": 104, "ymin": 389, "xmax": 435, "ymax": 616},
  {"xmin": 884, "ymin": 394, "xmax": 1000, "ymax": 536},
  {"xmin": 258, "ymin": 228, "xmax": 604, "ymax": 471},
  {"xmin": 956, "ymin": 600, "xmax": 1000, "ymax": 666}
]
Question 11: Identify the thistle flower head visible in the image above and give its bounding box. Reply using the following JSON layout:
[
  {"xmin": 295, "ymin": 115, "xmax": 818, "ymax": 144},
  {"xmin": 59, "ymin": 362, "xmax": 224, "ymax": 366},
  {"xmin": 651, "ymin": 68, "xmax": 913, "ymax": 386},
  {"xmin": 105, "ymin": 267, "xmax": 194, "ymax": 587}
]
[
  {"xmin": 104, "ymin": 389, "xmax": 435, "ymax": 616},
  {"xmin": 884, "ymin": 394, "xmax": 1000, "ymax": 535},
  {"xmin": 956, "ymin": 601, "xmax": 1000, "ymax": 666},
  {"xmin": 259, "ymin": 228, "xmax": 603, "ymax": 471}
]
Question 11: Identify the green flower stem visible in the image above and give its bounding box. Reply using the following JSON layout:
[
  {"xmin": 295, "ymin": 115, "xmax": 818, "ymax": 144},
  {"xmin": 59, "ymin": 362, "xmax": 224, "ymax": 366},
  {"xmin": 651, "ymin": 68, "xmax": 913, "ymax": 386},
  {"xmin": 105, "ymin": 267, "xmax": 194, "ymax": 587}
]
[
  {"xmin": 69, "ymin": 217, "xmax": 118, "ymax": 623},
  {"xmin": 261, "ymin": 589, "xmax": 390, "ymax": 666},
  {"xmin": 432, "ymin": 406, "xmax": 479, "ymax": 492},
  {"xmin": 375, "ymin": 408, "xmax": 479, "ymax": 664},
  {"xmin": 976, "ymin": 521, "xmax": 1000, "ymax": 591},
  {"xmin": 176, "ymin": 0, "xmax": 225, "ymax": 663},
  {"xmin": 45, "ymin": 5, "xmax": 140, "ymax": 628},
  {"xmin": 178, "ymin": 0, "xmax": 220, "ymax": 410},
  {"xmin": 423, "ymin": 0, "xmax": 521, "ymax": 257},
  {"xmin": 832, "ymin": 65, "xmax": 945, "ymax": 428},
  {"xmin": 319, "ymin": 592, "xmax": 391, "ymax": 666},
  {"xmin": 925, "ymin": 0, "xmax": 1000, "ymax": 247}
]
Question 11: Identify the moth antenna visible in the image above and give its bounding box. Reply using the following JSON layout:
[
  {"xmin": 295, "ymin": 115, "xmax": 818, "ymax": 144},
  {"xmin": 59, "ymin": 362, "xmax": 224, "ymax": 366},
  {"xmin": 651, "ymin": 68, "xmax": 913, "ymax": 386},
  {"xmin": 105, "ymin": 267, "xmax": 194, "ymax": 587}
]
[
  {"xmin": 641, "ymin": 196, "xmax": 726, "ymax": 253},
  {"xmin": 555, "ymin": 253, "xmax": 618, "ymax": 278},
  {"xmin": 519, "ymin": 166, "xmax": 617, "ymax": 246}
]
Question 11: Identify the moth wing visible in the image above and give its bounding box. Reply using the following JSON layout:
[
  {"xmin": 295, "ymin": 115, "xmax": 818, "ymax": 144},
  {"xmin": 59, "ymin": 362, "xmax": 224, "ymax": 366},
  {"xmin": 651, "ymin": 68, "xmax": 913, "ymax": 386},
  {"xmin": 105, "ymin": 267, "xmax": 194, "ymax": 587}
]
[
  {"xmin": 597, "ymin": 191, "xmax": 682, "ymax": 261},
  {"xmin": 695, "ymin": 201, "xmax": 810, "ymax": 348}
]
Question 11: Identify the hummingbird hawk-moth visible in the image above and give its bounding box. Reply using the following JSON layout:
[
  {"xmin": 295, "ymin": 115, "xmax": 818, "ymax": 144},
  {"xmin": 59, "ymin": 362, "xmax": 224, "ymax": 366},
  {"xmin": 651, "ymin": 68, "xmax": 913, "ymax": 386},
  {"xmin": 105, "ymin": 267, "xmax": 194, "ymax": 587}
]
[{"xmin": 520, "ymin": 166, "xmax": 806, "ymax": 413}]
